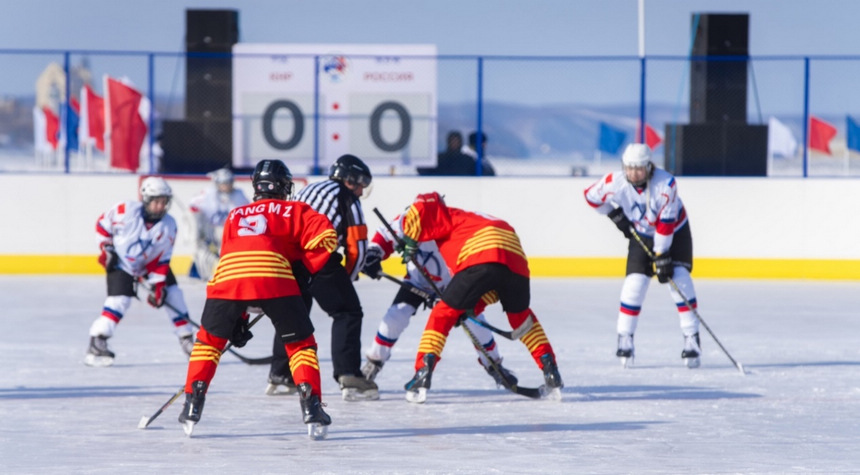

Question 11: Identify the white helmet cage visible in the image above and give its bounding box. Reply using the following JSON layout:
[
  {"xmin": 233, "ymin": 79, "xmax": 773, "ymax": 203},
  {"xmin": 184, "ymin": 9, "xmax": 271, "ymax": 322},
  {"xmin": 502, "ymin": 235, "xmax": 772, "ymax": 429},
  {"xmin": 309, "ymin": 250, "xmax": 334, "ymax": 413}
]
[
  {"xmin": 209, "ymin": 168, "xmax": 234, "ymax": 186},
  {"xmin": 139, "ymin": 177, "xmax": 173, "ymax": 220}
]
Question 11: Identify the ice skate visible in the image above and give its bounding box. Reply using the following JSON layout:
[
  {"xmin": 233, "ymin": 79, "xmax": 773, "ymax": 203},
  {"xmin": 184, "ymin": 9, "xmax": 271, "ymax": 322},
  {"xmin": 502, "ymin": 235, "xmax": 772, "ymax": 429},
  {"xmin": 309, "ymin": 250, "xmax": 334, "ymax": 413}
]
[
  {"xmin": 298, "ymin": 383, "xmax": 331, "ymax": 440},
  {"xmin": 361, "ymin": 358, "xmax": 384, "ymax": 382},
  {"xmin": 404, "ymin": 354, "xmax": 436, "ymax": 404},
  {"xmin": 84, "ymin": 335, "xmax": 115, "ymax": 367},
  {"xmin": 682, "ymin": 333, "xmax": 701, "ymax": 369},
  {"xmin": 539, "ymin": 353, "xmax": 563, "ymax": 401},
  {"xmin": 178, "ymin": 381, "xmax": 207, "ymax": 437},
  {"xmin": 481, "ymin": 357, "xmax": 518, "ymax": 390},
  {"xmin": 338, "ymin": 374, "xmax": 379, "ymax": 401},
  {"xmin": 265, "ymin": 373, "xmax": 298, "ymax": 396},
  {"xmin": 179, "ymin": 335, "xmax": 194, "ymax": 356},
  {"xmin": 616, "ymin": 333, "xmax": 635, "ymax": 368}
]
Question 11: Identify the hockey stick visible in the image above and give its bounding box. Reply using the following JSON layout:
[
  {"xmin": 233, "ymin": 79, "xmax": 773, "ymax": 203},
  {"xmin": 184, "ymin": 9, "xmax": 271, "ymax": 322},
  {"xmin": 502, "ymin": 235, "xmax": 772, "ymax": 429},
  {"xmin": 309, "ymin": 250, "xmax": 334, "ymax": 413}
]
[
  {"xmin": 373, "ymin": 207, "xmax": 544, "ymax": 399},
  {"xmin": 135, "ymin": 280, "xmax": 273, "ymax": 365},
  {"xmin": 138, "ymin": 312, "xmax": 268, "ymax": 429},
  {"xmin": 629, "ymin": 226, "xmax": 746, "ymax": 375},
  {"xmin": 377, "ymin": 271, "xmax": 529, "ymax": 340}
]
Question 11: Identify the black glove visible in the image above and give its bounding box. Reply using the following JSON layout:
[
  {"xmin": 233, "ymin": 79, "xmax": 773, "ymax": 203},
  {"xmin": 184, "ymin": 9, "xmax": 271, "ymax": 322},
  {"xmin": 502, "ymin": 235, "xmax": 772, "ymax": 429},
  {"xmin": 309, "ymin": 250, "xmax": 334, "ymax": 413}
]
[
  {"xmin": 361, "ymin": 245, "xmax": 384, "ymax": 279},
  {"xmin": 99, "ymin": 243, "xmax": 119, "ymax": 272},
  {"xmin": 229, "ymin": 316, "xmax": 253, "ymax": 348},
  {"xmin": 607, "ymin": 207, "xmax": 633, "ymax": 239},
  {"xmin": 654, "ymin": 253, "xmax": 674, "ymax": 284}
]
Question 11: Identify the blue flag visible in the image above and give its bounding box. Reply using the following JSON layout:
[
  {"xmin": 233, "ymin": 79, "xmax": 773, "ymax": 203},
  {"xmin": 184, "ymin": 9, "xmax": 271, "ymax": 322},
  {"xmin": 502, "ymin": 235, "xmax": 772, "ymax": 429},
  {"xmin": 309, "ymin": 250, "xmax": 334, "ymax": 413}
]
[
  {"xmin": 61, "ymin": 100, "xmax": 80, "ymax": 151},
  {"xmin": 598, "ymin": 122, "xmax": 627, "ymax": 155},
  {"xmin": 847, "ymin": 116, "xmax": 860, "ymax": 152}
]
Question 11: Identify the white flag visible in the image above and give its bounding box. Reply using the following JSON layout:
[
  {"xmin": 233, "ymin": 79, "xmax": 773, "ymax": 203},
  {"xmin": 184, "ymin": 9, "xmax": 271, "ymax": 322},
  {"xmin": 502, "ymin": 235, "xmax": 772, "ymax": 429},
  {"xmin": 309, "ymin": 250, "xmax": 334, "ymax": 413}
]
[{"xmin": 768, "ymin": 116, "xmax": 797, "ymax": 157}]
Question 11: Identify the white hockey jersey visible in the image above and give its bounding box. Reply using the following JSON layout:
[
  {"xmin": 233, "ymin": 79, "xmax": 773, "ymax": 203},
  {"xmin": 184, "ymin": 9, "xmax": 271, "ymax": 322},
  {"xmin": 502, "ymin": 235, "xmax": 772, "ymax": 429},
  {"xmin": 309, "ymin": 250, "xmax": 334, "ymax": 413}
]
[
  {"xmin": 584, "ymin": 167, "xmax": 688, "ymax": 254},
  {"xmin": 95, "ymin": 201, "xmax": 177, "ymax": 284},
  {"xmin": 189, "ymin": 187, "xmax": 250, "ymax": 246}
]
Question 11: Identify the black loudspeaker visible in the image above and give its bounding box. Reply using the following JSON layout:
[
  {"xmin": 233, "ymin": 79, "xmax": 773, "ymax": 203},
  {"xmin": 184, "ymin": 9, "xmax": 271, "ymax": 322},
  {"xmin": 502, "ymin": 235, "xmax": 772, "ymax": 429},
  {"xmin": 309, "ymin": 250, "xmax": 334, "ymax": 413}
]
[
  {"xmin": 185, "ymin": 9, "xmax": 238, "ymax": 121},
  {"xmin": 689, "ymin": 13, "xmax": 749, "ymax": 123},
  {"xmin": 161, "ymin": 119, "xmax": 232, "ymax": 173},
  {"xmin": 665, "ymin": 123, "xmax": 768, "ymax": 176}
]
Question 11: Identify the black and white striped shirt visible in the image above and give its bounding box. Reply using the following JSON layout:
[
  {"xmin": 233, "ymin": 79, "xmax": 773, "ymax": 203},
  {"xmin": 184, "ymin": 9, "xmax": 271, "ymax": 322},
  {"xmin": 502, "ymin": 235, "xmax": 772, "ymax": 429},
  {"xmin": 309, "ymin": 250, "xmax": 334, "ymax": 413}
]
[{"xmin": 295, "ymin": 179, "xmax": 367, "ymax": 281}]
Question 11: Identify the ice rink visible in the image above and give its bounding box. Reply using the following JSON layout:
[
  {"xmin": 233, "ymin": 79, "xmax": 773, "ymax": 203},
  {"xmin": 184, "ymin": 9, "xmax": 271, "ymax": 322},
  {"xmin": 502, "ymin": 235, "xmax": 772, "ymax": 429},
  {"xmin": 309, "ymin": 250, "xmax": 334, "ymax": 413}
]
[{"xmin": 2, "ymin": 275, "xmax": 859, "ymax": 474}]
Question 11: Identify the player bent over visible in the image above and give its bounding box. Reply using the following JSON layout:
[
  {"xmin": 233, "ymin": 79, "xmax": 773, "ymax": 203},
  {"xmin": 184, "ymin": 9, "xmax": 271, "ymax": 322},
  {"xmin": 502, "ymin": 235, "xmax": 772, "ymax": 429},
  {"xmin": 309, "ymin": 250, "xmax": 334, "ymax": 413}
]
[
  {"xmin": 179, "ymin": 159, "xmax": 337, "ymax": 439},
  {"xmin": 386, "ymin": 192, "xmax": 564, "ymax": 403},
  {"xmin": 360, "ymin": 221, "xmax": 518, "ymax": 389},
  {"xmin": 85, "ymin": 177, "xmax": 194, "ymax": 366},
  {"xmin": 584, "ymin": 143, "xmax": 702, "ymax": 368}
]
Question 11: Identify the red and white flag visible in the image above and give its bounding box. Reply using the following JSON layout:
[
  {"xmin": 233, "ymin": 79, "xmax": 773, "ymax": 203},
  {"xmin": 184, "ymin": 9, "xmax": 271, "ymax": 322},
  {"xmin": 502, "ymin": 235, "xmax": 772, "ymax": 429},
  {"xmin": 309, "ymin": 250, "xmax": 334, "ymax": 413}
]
[
  {"xmin": 33, "ymin": 106, "xmax": 60, "ymax": 152},
  {"xmin": 104, "ymin": 76, "xmax": 149, "ymax": 171},
  {"xmin": 80, "ymin": 84, "xmax": 105, "ymax": 151},
  {"xmin": 808, "ymin": 116, "xmax": 837, "ymax": 156}
]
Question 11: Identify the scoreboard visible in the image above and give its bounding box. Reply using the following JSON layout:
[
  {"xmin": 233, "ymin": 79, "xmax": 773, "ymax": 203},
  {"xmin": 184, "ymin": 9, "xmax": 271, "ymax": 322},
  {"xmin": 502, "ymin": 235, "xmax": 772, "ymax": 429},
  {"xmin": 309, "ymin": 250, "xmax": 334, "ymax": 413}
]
[{"xmin": 232, "ymin": 43, "xmax": 437, "ymax": 171}]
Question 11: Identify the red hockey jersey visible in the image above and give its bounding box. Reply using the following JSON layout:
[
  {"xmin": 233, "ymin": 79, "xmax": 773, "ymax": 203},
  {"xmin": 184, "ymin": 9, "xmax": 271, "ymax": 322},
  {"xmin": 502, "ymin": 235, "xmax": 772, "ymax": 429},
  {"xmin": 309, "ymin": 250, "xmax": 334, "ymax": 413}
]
[
  {"xmin": 399, "ymin": 192, "xmax": 530, "ymax": 277},
  {"xmin": 207, "ymin": 199, "xmax": 337, "ymax": 300}
]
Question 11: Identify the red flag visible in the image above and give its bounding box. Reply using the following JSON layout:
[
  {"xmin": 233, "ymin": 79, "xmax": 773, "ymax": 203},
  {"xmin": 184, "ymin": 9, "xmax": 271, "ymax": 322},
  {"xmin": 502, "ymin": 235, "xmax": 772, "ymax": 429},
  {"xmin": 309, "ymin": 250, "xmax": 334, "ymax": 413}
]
[
  {"xmin": 81, "ymin": 85, "xmax": 105, "ymax": 151},
  {"xmin": 42, "ymin": 106, "xmax": 59, "ymax": 150},
  {"xmin": 809, "ymin": 116, "xmax": 837, "ymax": 155},
  {"xmin": 636, "ymin": 122, "xmax": 663, "ymax": 150},
  {"xmin": 105, "ymin": 77, "xmax": 147, "ymax": 171}
]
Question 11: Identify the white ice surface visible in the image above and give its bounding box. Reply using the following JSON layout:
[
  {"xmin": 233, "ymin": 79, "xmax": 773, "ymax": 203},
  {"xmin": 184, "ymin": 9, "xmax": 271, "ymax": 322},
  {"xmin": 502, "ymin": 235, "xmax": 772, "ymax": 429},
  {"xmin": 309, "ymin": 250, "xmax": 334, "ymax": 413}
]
[{"xmin": 1, "ymin": 275, "xmax": 859, "ymax": 474}]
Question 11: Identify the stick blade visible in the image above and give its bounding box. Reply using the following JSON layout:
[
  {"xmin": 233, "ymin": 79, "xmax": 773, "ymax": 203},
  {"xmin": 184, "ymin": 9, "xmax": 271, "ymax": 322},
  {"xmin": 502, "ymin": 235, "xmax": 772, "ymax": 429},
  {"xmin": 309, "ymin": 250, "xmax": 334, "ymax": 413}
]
[{"xmin": 138, "ymin": 416, "xmax": 152, "ymax": 429}]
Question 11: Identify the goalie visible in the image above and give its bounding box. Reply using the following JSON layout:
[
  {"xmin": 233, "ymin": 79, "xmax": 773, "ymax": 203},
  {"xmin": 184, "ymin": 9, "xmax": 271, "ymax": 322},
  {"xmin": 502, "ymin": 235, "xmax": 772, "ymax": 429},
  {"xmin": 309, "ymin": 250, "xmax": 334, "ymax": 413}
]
[{"xmin": 188, "ymin": 168, "xmax": 249, "ymax": 280}]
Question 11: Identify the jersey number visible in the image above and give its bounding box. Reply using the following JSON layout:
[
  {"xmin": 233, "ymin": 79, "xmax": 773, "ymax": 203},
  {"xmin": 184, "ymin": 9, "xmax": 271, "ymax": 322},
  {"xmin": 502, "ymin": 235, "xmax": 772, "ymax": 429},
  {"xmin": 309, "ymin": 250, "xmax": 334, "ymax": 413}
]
[{"xmin": 238, "ymin": 214, "xmax": 268, "ymax": 236}]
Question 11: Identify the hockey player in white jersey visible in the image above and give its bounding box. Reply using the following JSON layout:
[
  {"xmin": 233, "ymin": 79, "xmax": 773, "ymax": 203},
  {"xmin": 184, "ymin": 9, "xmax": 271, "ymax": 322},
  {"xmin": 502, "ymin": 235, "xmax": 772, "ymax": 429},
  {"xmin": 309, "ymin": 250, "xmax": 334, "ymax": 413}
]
[
  {"xmin": 85, "ymin": 177, "xmax": 194, "ymax": 366},
  {"xmin": 584, "ymin": 143, "xmax": 702, "ymax": 368},
  {"xmin": 188, "ymin": 168, "xmax": 249, "ymax": 280},
  {"xmin": 360, "ymin": 219, "xmax": 518, "ymax": 389}
]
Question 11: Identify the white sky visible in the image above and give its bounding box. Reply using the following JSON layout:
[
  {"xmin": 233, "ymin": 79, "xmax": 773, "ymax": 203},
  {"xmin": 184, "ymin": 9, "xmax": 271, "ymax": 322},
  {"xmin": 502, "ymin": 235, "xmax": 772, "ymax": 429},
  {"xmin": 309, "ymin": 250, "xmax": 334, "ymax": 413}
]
[{"xmin": 1, "ymin": 0, "xmax": 859, "ymax": 56}]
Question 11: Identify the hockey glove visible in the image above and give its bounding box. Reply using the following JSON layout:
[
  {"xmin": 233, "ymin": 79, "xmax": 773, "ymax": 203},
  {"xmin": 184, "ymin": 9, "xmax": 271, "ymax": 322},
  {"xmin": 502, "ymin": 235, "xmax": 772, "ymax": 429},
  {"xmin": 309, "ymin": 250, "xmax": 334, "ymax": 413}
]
[
  {"xmin": 395, "ymin": 236, "xmax": 419, "ymax": 264},
  {"xmin": 229, "ymin": 315, "xmax": 253, "ymax": 348},
  {"xmin": 147, "ymin": 282, "xmax": 167, "ymax": 308},
  {"xmin": 607, "ymin": 207, "xmax": 633, "ymax": 239},
  {"xmin": 361, "ymin": 245, "xmax": 384, "ymax": 280},
  {"xmin": 654, "ymin": 253, "xmax": 674, "ymax": 284},
  {"xmin": 98, "ymin": 243, "xmax": 119, "ymax": 272}
]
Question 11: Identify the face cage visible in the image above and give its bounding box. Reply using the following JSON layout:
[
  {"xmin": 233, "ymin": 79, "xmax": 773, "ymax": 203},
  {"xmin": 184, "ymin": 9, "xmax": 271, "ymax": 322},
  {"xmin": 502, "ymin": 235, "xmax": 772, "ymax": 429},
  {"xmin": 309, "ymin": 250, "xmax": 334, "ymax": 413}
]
[
  {"xmin": 143, "ymin": 196, "xmax": 172, "ymax": 219},
  {"xmin": 344, "ymin": 173, "xmax": 372, "ymax": 188},
  {"xmin": 623, "ymin": 164, "xmax": 653, "ymax": 186}
]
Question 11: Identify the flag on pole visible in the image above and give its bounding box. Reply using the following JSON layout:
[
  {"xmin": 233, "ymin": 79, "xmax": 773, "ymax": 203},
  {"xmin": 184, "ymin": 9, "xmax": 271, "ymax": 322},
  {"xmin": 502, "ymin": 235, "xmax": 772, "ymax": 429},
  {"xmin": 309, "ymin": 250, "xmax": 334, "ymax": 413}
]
[
  {"xmin": 105, "ymin": 76, "xmax": 148, "ymax": 171},
  {"xmin": 60, "ymin": 98, "xmax": 80, "ymax": 151},
  {"xmin": 80, "ymin": 85, "xmax": 105, "ymax": 151},
  {"xmin": 33, "ymin": 107, "xmax": 49, "ymax": 153},
  {"xmin": 847, "ymin": 116, "xmax": 860, "ymax": 153},
  {"xmin": 598, "ymin": 122, "xmax": 627, "ymax": 155},
  {"xmin": 809, "ymin": 116, "xmax": 837, "ymax": 155},
  {"xmin": 43, "ymin": 106, "xmax": 60, "ymax": 150},
  {"xmin": 767, "ymin": 116, "xmax": 797, "ymax": 157},
  {"xmin": 636, "ymin": 122, "xmax": 663, "ymax": 150}
]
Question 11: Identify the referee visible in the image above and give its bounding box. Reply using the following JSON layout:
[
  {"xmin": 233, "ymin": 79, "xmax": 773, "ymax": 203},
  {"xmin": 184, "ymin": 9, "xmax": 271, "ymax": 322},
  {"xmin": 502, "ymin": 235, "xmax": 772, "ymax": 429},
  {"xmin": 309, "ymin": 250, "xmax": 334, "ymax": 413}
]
[{"xmin": 266, "ymin": 154, "xmax": 379, "ymax": 401}]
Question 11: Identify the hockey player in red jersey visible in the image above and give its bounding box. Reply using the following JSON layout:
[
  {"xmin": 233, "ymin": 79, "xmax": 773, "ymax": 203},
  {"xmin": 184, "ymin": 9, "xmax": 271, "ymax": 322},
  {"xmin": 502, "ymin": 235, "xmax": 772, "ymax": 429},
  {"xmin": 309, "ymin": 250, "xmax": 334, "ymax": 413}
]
[
  {"xmin": 385, "ymin": 192, "xmax": 564, "ymax": 403},
  {"xmin": 85, "ymin": 176, "xmax": 194, "ymax": 366},
  {"xmin": 584, "ymin": 143, "xmax": 701, "ymax": 369},
  {"xmin": 179, "ymin": 159, "xmax": 337, "ymax": 439}
]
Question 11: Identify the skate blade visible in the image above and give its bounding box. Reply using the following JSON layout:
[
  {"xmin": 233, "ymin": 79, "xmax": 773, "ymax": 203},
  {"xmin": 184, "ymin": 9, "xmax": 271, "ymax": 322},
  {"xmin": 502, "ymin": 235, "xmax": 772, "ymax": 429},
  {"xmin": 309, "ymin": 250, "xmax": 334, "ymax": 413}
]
[
  {"xmin": 684, "ymin": 357, "xmax": 701, "ymax": 369},
  {"xmin": 138, "ymin": 416, "xmax": 152, "ymax": 429},
  {"xmin": 341, "ymin": 387, "xmax": 380, "ymax": 401},
  {"xmin": 307, "ymin": 423, "xmax": 328, "ymax": 440},
  {"xmin": 265, "ymin": 383, "xmax": 298, "ymax": 396},
  {"xmin": 620, "ymin": 356, "xmax": 634, "ymax": 369},
  {"xmin": 84, "ymin": 354, "xmax": 114, "ymax": 367},
  {"xmin": 182, "ymin": 421, "xmax": 195, "ymax": 437},
  {"xmin": 405, "ymin": 388, "xmax": 427, "ymax": 404},
  {"xmin": 540, "ymin": 385, "xmax": 563, "ymax": 402}
]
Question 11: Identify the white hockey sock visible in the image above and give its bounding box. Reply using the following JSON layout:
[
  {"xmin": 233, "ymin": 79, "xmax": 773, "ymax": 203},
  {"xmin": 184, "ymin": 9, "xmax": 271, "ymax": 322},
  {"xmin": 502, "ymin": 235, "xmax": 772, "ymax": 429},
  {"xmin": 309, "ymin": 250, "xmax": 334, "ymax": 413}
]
[
  {"xmin": 617, "ymin": 273, "xmax": 650, "ymax": 335},
  {"xmin": 669, "ymin": 267, "xmax": 699, "ymax": 336}
]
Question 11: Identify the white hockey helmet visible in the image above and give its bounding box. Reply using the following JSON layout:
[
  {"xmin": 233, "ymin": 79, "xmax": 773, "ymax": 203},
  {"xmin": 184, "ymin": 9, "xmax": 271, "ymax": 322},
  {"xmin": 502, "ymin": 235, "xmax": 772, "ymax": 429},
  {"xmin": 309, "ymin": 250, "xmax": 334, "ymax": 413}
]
[
  {"xmin": 140, "ymin": 176, "xmax": 173, "ymax": 202},
  {"xmin": 621, "ymin": 143, "xmax": 652, "ymax": 168},
  {"xmin": 209, "ymin": 167, "xmax": 234, "ymax": 186}
]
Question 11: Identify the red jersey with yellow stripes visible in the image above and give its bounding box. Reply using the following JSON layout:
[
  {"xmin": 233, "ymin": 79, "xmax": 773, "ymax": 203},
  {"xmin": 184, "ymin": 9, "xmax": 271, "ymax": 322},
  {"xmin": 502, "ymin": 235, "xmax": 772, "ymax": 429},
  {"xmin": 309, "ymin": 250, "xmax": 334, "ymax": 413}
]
[
  {"xmin": 207, "ymin": 199, "xmax": 337, "ymax": 300},
  {"xmin": 399, "ymin": 192, "xmax": 530, "ymax": 277}
]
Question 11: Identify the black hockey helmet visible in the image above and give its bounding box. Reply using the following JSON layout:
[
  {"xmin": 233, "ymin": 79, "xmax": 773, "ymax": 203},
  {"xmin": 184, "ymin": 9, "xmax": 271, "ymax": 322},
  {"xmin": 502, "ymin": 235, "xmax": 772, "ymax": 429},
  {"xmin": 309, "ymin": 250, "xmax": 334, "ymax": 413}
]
[
  {"xmin": 329, "ymin": 154, "xmax": 372, "ymax": 188},
  {"xmin": 251, "ymin": 159, "xmax": 293, "ymax": 200}
]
